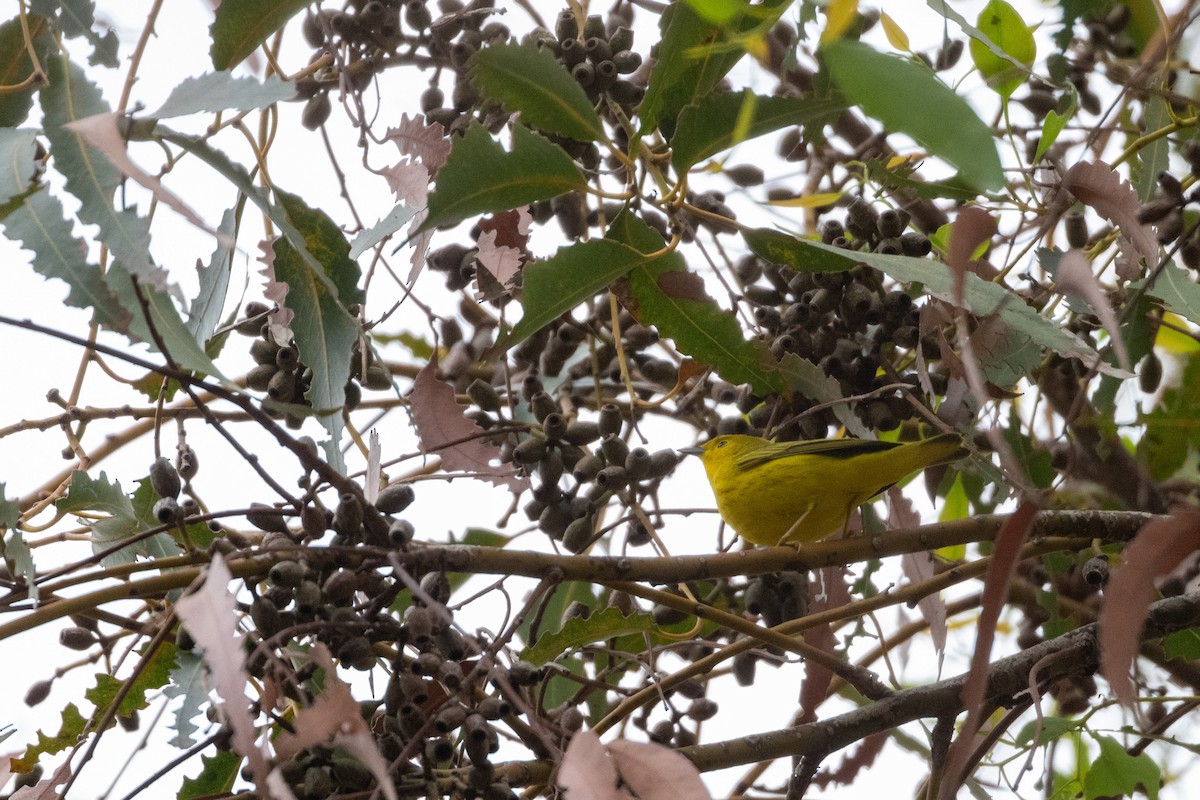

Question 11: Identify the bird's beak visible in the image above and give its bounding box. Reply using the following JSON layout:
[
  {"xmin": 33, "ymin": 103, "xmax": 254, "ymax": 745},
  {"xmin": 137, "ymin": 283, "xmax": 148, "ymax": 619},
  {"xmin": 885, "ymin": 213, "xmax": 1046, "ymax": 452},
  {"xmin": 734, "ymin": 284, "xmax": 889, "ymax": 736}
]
[{"xmin": 677, "ymin": 446, "xmax": 704, "ymax": 457}]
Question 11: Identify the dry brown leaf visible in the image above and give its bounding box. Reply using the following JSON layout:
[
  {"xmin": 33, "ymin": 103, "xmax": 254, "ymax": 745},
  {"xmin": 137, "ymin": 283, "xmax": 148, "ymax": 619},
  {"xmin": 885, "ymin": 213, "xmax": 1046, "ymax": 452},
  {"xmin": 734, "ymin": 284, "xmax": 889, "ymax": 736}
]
[
  {"xmin": 385, "ymin": 113, "xmax": 452, "ymax": 176},
  {"xmin": 946, "ymin": 207, "xmax": 997, "ymax": 305},
  {"xmin": 799, "ymin": 565, "xmax": 852, "ymax": 721},
  {"xmin": 1062, "ymin": 160, "xmax": 1158, "ymax": 268},
  {"xmin": 274, "ymin": 645, "xmax": 398, "ymax": 800},
  {"xmin": 1056, "ymin": 249, "xmax": 1132, "ymax": 372},
  {"xmin": 607, "ymin": 738, "xmax": 712, "ymax": 800},
  {"xmin": 940, "ymin": 500, "xmax": 1038, "ymax": 800},
  {"xmin": 812, "ymin": 731, "xmax": 889, "ymax": 788},
  {"xmin": 557, "ymin": 730, "xmax": 632, "ymax": 800},
  {"xmin": 11, "ymin": 761, "xmax": 72, "ymax": 800},
  {"xmin": 475, "ymin": 229, "xmax": 524, "ymax": 301},
  {"xmin": 1099, "ymin": 507, "xmax": 1200, "ymax": 705},
  {"xmin": 410, "ymin": 360, "xmax": 529, "ymax": 492},
  {"xmin": 174, "ymin": 554, "xmax": 271, "ymax": 790},
  {"xmin": 256, "ymin": 238, "xmax": 295, "ymax": 329}
]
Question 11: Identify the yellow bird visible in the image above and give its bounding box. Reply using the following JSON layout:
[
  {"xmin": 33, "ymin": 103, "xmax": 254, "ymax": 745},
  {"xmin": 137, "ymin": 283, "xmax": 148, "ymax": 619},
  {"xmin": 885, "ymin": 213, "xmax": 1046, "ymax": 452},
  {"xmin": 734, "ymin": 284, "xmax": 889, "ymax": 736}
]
[{"xmin": 681, "ymin": 433, "xmax": 968, "ymax": 546}]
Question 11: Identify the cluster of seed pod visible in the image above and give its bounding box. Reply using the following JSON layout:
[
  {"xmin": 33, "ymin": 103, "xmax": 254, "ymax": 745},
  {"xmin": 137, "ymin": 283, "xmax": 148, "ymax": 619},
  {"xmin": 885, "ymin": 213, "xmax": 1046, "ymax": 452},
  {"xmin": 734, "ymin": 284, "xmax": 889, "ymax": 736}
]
[
  {"xmin": 235, "ymin": 302, "xmax": 392, "ymax": 427},
  {"xmin": 524, "ymin": 10, "xmax": 644, "ymax": 111},
  {"xmin": 297, "ymin": 0, "xmax": 509, "ymax": 133}
]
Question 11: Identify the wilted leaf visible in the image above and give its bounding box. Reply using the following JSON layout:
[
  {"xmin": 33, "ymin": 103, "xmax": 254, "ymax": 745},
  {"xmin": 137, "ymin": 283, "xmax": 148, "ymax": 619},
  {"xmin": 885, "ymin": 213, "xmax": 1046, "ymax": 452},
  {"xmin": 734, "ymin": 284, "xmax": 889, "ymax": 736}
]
[
  {"xmin": 823, "ymin": 41, "xmax": 1004, "ymax": 191},
  {"xmin": 895, "ymin": 490, "xmax": 946, "ymax": 668},
  {"xmin": 11, "ymin": 761, "xmax": 72, "ymax": 800},
  {"xmin": 1100, "ymin": 508, "xmax": 1200, "ymax": 705},
  {"xmin": 419, "ymin": 123, "xmax": 584, "ymax": 233},
  {"xmin": 348, "ymin": 204, "xmax": 419, "ymax": 259},
  {"xmin": 384, "ymin": 114, "xmax": 451, "ymax": 176},
  {"xmin": 946, "ymin": 206, "xmax": 997, "ymax": 303},
  {"xmin": 1056, "ymin": 250, "xmax": 1132, "ymax": 371},
  {"xmin": 470, "ymin": 43, "xmax": 605, "ymax": 142},
  {"xmin": 175, "ymin": 554, "xmax": 271, "ymax": 789},
  {"xmin": 410, "ymin": 360, "xmax": 529, "ymax": 492},
  {"xmin": 608, "ymin": 739, "xmax": 712, "ymax": 800},
  {"xmin": 558, "ymin": 730, "xmax": 632, "ymax": 800},
  {"xmin": 1062, "ymin": 160, "xmax": 1158, "ymax": 268},
  {"xmin": 163, "ymin": 649, "xmax": 209, "ymax": 748},
  {"xmin": 209, "ymin": 0, "xmax": 310, "ymax": 70}
]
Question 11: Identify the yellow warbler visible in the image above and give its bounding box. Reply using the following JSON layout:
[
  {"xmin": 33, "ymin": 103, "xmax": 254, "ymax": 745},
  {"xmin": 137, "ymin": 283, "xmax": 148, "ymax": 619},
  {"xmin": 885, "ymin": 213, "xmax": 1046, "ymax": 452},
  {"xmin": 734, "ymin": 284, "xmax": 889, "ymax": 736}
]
[{"xmin": 681, "ymin": 433, "xmax": 967, "ymax": 545}]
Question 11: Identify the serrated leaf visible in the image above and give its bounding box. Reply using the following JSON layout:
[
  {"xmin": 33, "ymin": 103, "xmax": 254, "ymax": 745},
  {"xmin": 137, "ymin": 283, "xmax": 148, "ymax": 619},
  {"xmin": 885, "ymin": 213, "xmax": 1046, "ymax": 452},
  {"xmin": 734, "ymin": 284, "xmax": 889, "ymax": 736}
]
[
  {"xmin": 969, "ymin": 0, "xmax": 1035, "ymax": 99},
  {"xmin": 776, "ymin": 353, "xmax": 869, "ymax": 437},
  {"xmin": 823, "ymin": 41, "xmax": 1003, "ymax": 191},
  {"xmin": 1, "ymin": 183, "xmax": 133, "ymax": 331},
  {"xmin": 40, "ymin": 53, "xmax": 160, "ymax": 285},
  {"xmin": 164, "ymin": 650, "xmax": 210, "ymax": 748},
  {"xmin": 58, "ymin": 471, "xmax": 182, "ymax": 566},
  {"xmin": 179, "ymin": 749, "xmax": 242, "ymax": 800},
  {"xmin": 209, "ymin": 0, "xmax": 311, "ymax": 70},
  {"xmin": 348, "ymin": 204, "xmax": 419, "ymax": 259},
  {"xmin": 1085, "ymin": 735, "xmax": 1160, "ymax": 800},
  {"xmin": 150, "ymin": 72, "xmax": 297, "ymax": 118},
  {"xmin": 419, "ymin": 124, "xmax": 584, "ymax": 233},
  {"xmin": 609, "ymin": 212, "xmax": 786, "ymax": 395},
  {"xmin": 1143, "ymin": 261, "xmax": 1200, "ymax": 326},
  {"xmin": 85, "ymin": 641, "xmax": 178, "ymax": 717},
  {"xmin": 0, "ymin": 483, "xmax": 35, "ymax": 603},
  {"xmin": 270, "ymin": 191, "xmax": 362, "ymax": 473},
  {"xmin": 510, "ymin": 239, "xmax": 659, "ymax": 344},
  {"xmin": 743, "ymin": 227, "xmax": 1128, "ymax": 378},
  {"xmin": 470, "ymin": 44, "xmax": 605, "ymax": 142},
  {"xmin": 1162, "ymin": 627, "xmax": 1200, "ymax": 660},
  {"xmin": 523, "ymin": 607, "xmax": 657, "ymax": 665},
  {"xmin": 11, "ymin": 703, "xmax": 88, "ymax": 772},
  {"xmin": 671, "ymin": 92, "xmax": 842, "ymax": 172},
  {"xmin": 0, "ymin": 14, "xmax": 50, "ymax": 127},
  {"xmin": 107, "ymin": 263, "xmax": 229, "ymax": 383}
]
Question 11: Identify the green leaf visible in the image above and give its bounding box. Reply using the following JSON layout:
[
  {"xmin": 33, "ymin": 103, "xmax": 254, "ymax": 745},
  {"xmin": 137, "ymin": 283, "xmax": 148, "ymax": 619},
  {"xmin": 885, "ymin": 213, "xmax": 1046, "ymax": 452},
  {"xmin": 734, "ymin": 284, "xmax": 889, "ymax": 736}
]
[
  {"xmin": 0, "ymin": 483, "xmax": 35, "ymax": 603},
  {"xmin": 270, "ymin": 190, "xmax": 362, "ymax": 472},
  {"xmin": 684, "ymin": 0, "xmax": 747, "ymax": 24},
  {"xmin": 179, "ymin": 749, "xmax": 242, "ymax": 800},
  {"xmin": 1162, "ymin": 627, "xmax": 1200, "ymax": 660},
  {"xmin": 0, "ymin": 14, "xmax": 51, "ymax": 126},
  {"xmin": 823, "ymin": 41, "xmax": 1003, "ymax": 191},
  {"xmin": 523, "ymin": 607, "xmax": 657, "ymax": 665},
  {"xmin": 11, "ymin": 703, "xmax": 88, "ymax": 771},
  {"xmin": 865, "ymin": 161, "xmax": 980, "ymax": 202},
  {"xmin": 470, "ymin": 44, "xmax": 605, "ymax": 142},
  {"xmin": 0, "ymin": 127, "xmax": 39, "ymax": 204},
  {"xmin": 1033, "ymin": 108, "xmax": 1069, "ymax": 164},
  {"xmin": 209, "ymin": 0, "xmax": 311, "ymax": 70},
  {"xmin": 349, "ymin": 204, "xmax": 418, "ymax": 259},
  {"xmin": 58, "ymin": 470, "xmax": 182, "ymax": 566},
  {"xmin": 609, "ymin": 212, "xmax": 786, "ymax": 395},
  {"xmin": 1143, "ymin": 260, "xmax": 1200, "ymax": 327},
  {"xmin": 85, "ymin": 641, "xmax": 177, "ymax": 717},
  {"xmin": 1139, "ymin": 351, "xmax": 1200, "ymax": 480},
  {"xmin": 418, "ymin": 124, "xmax": 584, "ymax": 233},
  {"xmin": 640, "ymin": 1, "xmax": 790, "ymax": 135},
  {"xmin": 743, "ymin": 228, "xmax": 1125, "ymax": 378},
  {"xmin": 1085, "ymin": 735, "xmax": 1160, "ymax": 800},
  {"xmin": 510, "ymin": 239, "xmax": 661, "ymax": 344},
  {"xmin": 671, "ymin": 92, "xmax": 842, "ymax": 172},
  {"xmin": 517, "ymin": 581, "xmax": 597, "ymax": 650},
  {"xmin": 150, "ymin": 72, "xmax": 297, "ymax": 118},
  {"xmin": 776, "ymin": 352, "xmax": 869, "ymax": 437},
  {"xmin": 1, "ymin": 182, "xmax": 132, "ymax": 332},
  {"xmin": 1134, "ymin": 97, "xmax": 1171, "ymax": 202},
  {"xmin": 107, "ymin": 263, "xmax": 229, "ymax": 383},
  {"xmin": 188, "ymin": 208, "xmax": 237, "ymax": 344},
  {"xmin": 969, "ymin": 0, "xmax": 1035, "ymax": 99},
  {"xmin": 40, "ymin": 53, "xmax": 159, "ymax": 284},
  {"xmin": 163, "ymin": 650, "xmax": 209, "ymax": 748},
  {"xmin": 1013, "ymin": 715, "xmax": 1081, "ymax": 747}
]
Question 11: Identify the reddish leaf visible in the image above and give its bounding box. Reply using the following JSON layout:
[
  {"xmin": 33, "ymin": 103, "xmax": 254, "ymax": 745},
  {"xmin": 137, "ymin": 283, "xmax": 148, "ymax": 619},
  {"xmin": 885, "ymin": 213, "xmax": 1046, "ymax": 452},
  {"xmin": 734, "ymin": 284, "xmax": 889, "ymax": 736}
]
[
  {"xmin": 11, "ymin": 761, "xmax": 72, "ymax": 800},
  {"xmin": 175, "ymin": 554, "xmax": 270, "ymax": 790},
  {"xmin": 607, "ymin": 739, "xmax": 712, "ymax": 800},
  {"xmin": 410, "ymin": 360, "xmax": 529, "ymax": 492},
  {"xmin": 380, "ymin": 160, "xmax": 430, "ymax": 206},
  {"xmin": 557, "ymin": 731, "xmax": 632, "ymax": 800},
  {"xmin": 1055, "ymin": 249, "xmax": 1132, "ymax": 371},
  {"xmin": 940, "ymin": 499, "xmax": 1038, "ymax": 800},
  {"xmin": 893, "ymin": 488, "xmax": 947, "ymax": 669},
  {"xmin": 256, "ymin": 238, "xmax": 295, "ymax": 329},
  {"xmin": 384, "ymin": 113, "xmax": 451, "ymax": 176},
  {"xmin": 946, "ymin": 206, "xmax": 997, "ymax": 304},
  {"xmin": 1100, "ymin": 508, "xmax": 1200, "ymax": 705},
  {"xmin": 477, "ymin": 207, "xmax": 531, "ymax": 252},
  {"xmin": 799, "ymin": 566, "xmax": 852, "ymax": 722},
  {"xmin": 475, "ymin": 230, "xmax": 524, "ymax": 300},
  {"xmin": 1062, "ymin": 160, "xmax": 1158, "ymax": 268},
  {"xmin": 812, "ymin": 731, "xmax": 888, "ymax": 787}
]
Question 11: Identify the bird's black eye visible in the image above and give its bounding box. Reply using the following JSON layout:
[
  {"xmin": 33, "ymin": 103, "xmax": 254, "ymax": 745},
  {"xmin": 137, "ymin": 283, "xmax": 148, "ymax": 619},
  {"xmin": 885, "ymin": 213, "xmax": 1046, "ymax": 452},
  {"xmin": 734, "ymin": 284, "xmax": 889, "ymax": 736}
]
[{"xmin": 716, "ymin": 440, "xmax": 727, "ymax": 449}]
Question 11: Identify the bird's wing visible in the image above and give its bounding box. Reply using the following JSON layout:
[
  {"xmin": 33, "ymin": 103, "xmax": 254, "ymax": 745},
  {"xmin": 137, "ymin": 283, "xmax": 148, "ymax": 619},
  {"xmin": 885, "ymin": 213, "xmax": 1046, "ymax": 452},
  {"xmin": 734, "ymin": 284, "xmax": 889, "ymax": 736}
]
[{"xmin": 735, "ymin": 438, "xmax": 899, "ymax": 470}]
